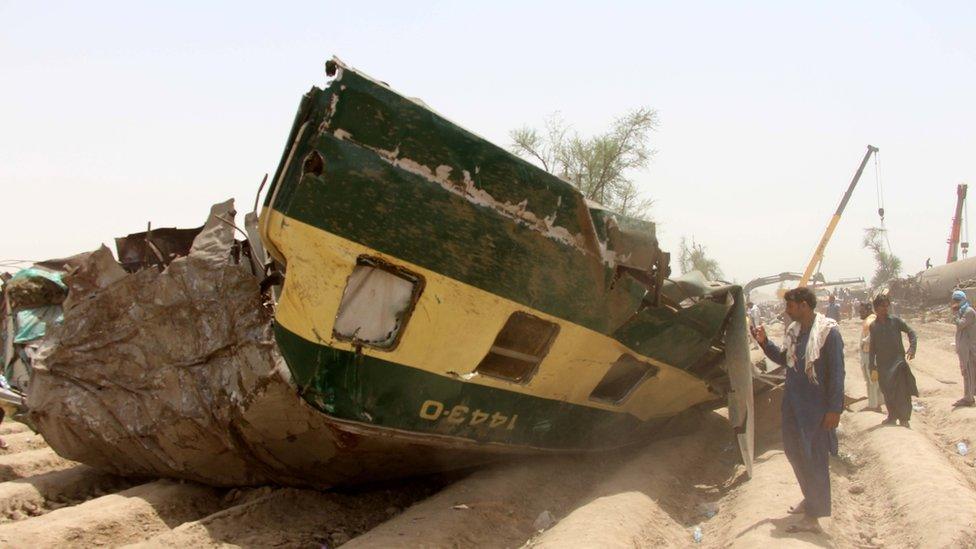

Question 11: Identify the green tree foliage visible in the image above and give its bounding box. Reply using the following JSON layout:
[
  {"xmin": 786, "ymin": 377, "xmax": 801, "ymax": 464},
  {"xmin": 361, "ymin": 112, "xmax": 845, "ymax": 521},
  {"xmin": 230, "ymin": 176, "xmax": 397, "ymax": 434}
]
[
  {"xmin": 678, "ymin": 236, "xmax": 723, "ymax": 280},
  {"xmin": 509, "ymin": 109, "xmax": 657, "ymax": 219},
  {"xmin": 862, "ymin": 227, "xmax": 902, "ymax": 287}
]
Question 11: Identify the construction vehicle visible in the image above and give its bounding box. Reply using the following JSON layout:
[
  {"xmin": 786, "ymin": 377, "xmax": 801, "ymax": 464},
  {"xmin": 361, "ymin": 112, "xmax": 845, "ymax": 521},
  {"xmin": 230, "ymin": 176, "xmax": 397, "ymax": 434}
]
[
  {"xmin": 797, "ymin": 145, "xmax": 879, "ymax": 288},
  {"xmin": 947, "ymin": 183, "xmax": 968, "ymax": 263},
  {"xmin": 745, "ymin": 272, "xmax": 863, "ymax": 298}
]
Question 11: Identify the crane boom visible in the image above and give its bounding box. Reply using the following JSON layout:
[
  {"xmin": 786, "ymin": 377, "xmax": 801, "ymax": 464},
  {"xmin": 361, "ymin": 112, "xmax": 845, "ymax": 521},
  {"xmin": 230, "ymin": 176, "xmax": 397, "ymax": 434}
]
[
  {"xmin": 798, "ymin": 145, "xmax": 879, "ymax": 288},
  {"xmin": 947, "ymin": 183, "xmax": 967, "ymax": 263}
]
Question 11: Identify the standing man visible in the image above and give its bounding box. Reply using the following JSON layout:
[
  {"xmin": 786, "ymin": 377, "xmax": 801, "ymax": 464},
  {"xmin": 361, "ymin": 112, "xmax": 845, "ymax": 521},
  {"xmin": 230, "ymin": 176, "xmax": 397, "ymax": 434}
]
[
  {"xmin": 950, "ymin": 290, "xmax": 976, "ymax": 407},
  {"xmin": 752, "ymin": 287, "xmax": 844, "ymax": 534},
  {"xmin": 747, "ymin": 301, "xmax": 761, "ymax": 329},
  {"xmin": 825, "ymin": 294, "xmax": 842, "ymax": 322},
  {"xmin": 858, "ymin": 302, "xmax": 883, "ymax": 412},
  {"xmin": 869, "ymin": 294, "xmax": 918, "ymax": 427}
]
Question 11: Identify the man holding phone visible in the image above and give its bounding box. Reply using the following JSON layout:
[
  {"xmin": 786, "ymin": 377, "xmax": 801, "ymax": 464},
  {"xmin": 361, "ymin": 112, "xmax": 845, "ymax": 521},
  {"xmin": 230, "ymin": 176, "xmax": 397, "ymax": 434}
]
[{"xmin": 752, "ymin": 287, "xmax": 844, "ymax": 534}]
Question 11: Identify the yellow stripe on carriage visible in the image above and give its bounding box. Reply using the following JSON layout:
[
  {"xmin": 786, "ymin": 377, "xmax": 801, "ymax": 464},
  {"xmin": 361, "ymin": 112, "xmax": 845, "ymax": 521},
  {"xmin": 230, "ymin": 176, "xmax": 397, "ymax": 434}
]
[{"xmin": 263, "ymin": 208, "xmax": 714, "ymax": 422}]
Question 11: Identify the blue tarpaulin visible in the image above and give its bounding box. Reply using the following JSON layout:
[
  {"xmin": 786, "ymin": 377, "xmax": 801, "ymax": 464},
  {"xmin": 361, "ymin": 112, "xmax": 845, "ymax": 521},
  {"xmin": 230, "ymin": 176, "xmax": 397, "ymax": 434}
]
[
  {"xmin": 14, "ymin": 306, "xmax": 63, "ymax": 343},
  {"xmin": 10, "ymin": 267, "xmax": 65, "ymax": 288},
  {"xmin": 7, "ymin": 267, "xmax": 66, "ymax": 343}
]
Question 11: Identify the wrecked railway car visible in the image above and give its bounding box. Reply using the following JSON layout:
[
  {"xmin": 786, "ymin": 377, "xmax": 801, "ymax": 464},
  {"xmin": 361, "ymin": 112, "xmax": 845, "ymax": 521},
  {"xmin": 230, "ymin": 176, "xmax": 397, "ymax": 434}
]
[
  {"xmin": 27, "ymin": 58, "xmax": 753, "ymax": 487},
  {"xmin": 258, "ymin": 59, "xmax": 754, "ymax": 473}
]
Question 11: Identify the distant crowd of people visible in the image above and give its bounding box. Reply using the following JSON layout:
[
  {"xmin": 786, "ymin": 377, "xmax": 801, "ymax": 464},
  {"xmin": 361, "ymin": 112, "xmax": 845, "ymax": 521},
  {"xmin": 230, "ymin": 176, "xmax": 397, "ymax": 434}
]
[
  {"xmin": 745, "ymin": 286, "xmax": 975, "ymax": 535},
  {"xmin": 745, "ymin": 290, "xmax": 870, "ymax": 330}
]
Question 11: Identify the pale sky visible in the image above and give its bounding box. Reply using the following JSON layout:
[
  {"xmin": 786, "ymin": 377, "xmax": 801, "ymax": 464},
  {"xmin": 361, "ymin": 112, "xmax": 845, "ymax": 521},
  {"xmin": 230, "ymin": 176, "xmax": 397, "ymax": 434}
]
[{"xmin": 3, "ymin": 1, "xmax": 975, "ymax": 286}]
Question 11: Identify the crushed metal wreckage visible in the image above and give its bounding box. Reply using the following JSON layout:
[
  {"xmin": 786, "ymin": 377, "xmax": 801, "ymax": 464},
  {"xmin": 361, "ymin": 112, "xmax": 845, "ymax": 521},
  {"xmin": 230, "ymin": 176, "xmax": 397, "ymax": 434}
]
[
  {"xmin": 1, "ymin": 262, "xmax": 71, "ymax": 424},
  {"xmin": 2, "ymin": 269, "xmax": 66, "ymax": 386},
  {"xmin": 885, "ymin": 256, "xmax": 976, "ymax": 316},
  {"xmin": 20, "ymin": 57, "xmax": 756, "ymax": 488},
  {"xmin": 27, "ymin": 201, "xmax": 364, "ymax": 486}
]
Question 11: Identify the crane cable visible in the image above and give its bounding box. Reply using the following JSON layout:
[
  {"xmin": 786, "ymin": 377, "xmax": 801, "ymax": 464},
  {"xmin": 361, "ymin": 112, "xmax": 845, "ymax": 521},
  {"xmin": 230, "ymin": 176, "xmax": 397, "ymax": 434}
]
[{"xmin": 873, "ymin": 151, "xmax": 895, "ymax": 256}]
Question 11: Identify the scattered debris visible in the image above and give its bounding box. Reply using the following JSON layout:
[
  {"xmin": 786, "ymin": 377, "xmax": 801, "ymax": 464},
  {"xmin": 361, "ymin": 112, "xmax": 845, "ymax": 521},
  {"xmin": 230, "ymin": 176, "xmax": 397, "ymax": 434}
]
[
  {"xmin": 692, "ymin": 525, "xmax": 703, "ymax": 543},
  {"xmin": 836, "ymin": 451, "xmax": 860, "ymax": 467},
  {"xmin": 533, "ymin": 510, "xmax": 556, "ymax": 531},
  {"xmin": 328, "ymin": 530, "xmax": 351, "ymax": 546},
  {"xmin": 697, "ymin": 501, "xmax": 719, "ymax": 518},
  {"xmin": 451, "ymin": 504, "xmax": 470, "ymax": 510},
  {"xmin": 957, "ymin": 442, "xmax": 969, "ymax": 456}
]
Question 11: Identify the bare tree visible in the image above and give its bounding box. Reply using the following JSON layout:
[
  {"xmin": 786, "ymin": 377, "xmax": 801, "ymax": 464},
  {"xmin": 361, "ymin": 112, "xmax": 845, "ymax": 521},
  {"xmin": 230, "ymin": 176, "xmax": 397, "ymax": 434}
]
[
  {"xmin": 508, "ymin": 113, "xmax": 568, "ymax": 173},
  {"xmin": 678, "ymin": 236, "xmax": 723, "ymax": 280},
  {"xmin": 863, "ymin": 227, "xmax": 902, "ymax": 287},
  {"xmin": 509, "ymin": 108, "xmax": 657, "ymax": 219}
]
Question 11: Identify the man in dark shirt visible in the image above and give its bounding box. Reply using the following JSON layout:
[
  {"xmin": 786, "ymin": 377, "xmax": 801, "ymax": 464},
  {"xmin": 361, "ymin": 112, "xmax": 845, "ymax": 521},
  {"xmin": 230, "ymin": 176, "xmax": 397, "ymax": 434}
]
[
  {"xmin": 825, "ymin": 294, "xmax": 842, "ymax": 322},
  {"xmin": 753, "ymin": 287, "xmax": 844, "ymax": 534},
  {"xmin": 868, "ymin": 294, "xmax": 918, "ymax": 427}
]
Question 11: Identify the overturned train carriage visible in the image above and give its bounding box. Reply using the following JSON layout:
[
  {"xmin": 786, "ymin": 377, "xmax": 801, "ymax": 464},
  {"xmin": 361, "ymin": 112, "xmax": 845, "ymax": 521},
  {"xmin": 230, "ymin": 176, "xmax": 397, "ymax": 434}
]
[
  {"xmin": 27, "ymin": 58, "xmax": 752, "ymax": 488},
  {"xmin": 257, "ymin": 58, "xmax": 754, "ymax": 474}
]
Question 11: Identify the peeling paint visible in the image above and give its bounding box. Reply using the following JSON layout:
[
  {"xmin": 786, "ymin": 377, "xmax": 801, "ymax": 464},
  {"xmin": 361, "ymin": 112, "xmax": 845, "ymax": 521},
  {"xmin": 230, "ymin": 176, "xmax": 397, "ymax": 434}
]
[
  {"xmin": 335, "ymin": 135, "xmax": 591, "ymax": 253},
  {"xmin": 322, "ymin": 91, "xmax": 341, "ymax": 130}
]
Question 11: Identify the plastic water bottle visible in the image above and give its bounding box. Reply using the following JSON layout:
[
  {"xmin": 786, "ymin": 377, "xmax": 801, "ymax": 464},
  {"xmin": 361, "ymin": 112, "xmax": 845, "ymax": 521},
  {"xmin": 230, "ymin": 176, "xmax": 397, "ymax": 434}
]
[
  {"xmin": 692, "ymin": 525, "xmax": 703, "ymax": 543},
  {"xmin": 958, "ymin": 442, "xmax": 969, "ymax": 456}
]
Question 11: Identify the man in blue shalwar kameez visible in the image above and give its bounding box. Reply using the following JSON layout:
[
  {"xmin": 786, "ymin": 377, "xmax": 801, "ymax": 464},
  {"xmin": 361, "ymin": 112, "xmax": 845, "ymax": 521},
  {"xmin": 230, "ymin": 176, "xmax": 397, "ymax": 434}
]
[{"xmin": 752, "ymin": 287, "xmax": 845, "ymax": 534}]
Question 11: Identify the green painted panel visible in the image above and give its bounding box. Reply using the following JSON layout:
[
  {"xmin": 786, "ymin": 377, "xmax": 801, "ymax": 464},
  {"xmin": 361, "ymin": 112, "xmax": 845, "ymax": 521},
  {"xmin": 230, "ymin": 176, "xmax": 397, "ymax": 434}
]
[
  {"xmin": 328, "ymin": 70, "xmax": 587, "ymax": 237},
  {"xmin": 276, "ymin": 324, "xmax": 653, "ymax": 450}
]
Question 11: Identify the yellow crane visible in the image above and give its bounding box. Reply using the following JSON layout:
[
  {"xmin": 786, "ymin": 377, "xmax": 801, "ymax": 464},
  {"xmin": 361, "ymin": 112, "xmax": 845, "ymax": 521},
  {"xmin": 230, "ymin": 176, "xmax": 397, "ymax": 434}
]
[{"xmin": 797, "ymin": 145, "xmax": 879, "ymax": 288}]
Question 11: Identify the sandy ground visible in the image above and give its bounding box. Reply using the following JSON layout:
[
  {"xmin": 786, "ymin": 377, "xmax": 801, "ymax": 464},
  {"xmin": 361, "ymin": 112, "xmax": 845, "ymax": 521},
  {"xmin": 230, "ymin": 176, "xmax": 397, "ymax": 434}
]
[{"xmin": 0, "ymin": 318, "xmax": 972, "ymax": 547}]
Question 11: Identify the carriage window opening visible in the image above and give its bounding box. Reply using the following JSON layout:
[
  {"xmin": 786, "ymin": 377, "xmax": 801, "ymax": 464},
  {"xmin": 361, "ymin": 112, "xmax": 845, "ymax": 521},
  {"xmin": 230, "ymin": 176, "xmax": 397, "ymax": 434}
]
[
  {"xmin": 474, "ymin": 312, "xmax": 559, "ymax": 383},
  {"xmin": 332, "ymin": 258, "xmax": 423, "ymax": 350},
  {"xmin": 590, "ymin": 354, "xmax": 659, "ymax": 404}
]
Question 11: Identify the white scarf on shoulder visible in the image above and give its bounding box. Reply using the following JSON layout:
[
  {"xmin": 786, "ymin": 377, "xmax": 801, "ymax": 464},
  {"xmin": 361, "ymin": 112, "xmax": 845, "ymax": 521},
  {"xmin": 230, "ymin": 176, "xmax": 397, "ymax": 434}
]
[{"xmin": 782, "ymin": 312, "xmax": 837, "ymax": 384}]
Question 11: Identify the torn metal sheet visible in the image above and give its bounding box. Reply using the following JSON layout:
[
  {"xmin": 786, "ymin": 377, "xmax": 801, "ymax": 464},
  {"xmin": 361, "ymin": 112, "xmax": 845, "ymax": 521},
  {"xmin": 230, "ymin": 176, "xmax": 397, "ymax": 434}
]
[
  {"xmin": 115, "ymin": 226, "xmax": 202, "ymax": 273},
  {"xmin": 30, "ymin": 202, "xmax": 328, "ymax": 486}
]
